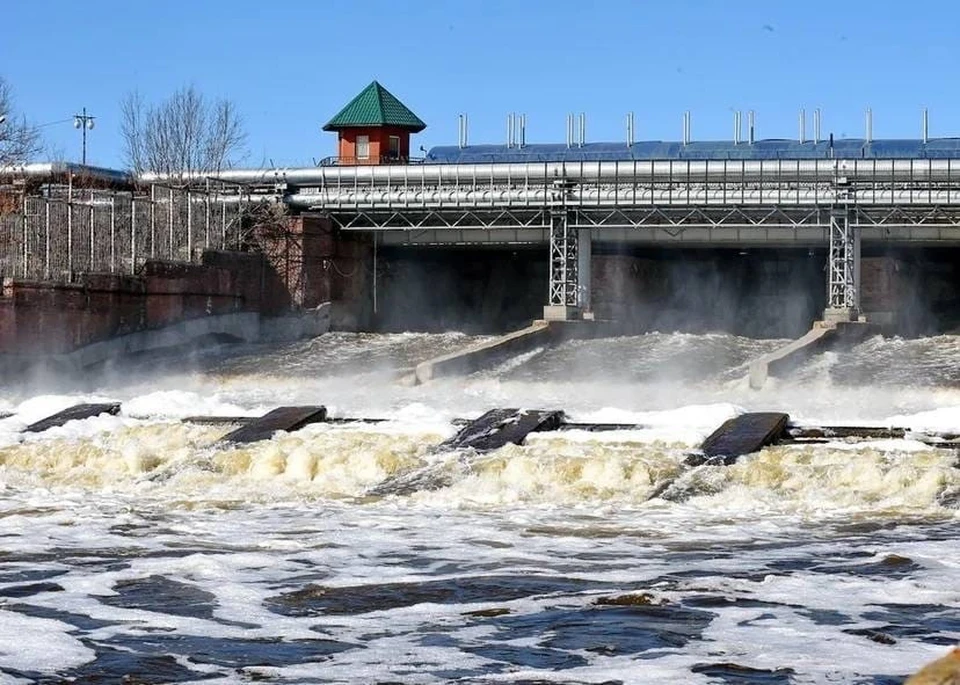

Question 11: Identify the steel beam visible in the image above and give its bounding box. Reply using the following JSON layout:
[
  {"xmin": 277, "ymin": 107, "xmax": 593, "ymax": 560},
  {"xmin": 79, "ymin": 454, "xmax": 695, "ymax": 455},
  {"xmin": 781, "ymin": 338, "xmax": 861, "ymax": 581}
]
[
  {"xmin": 548, "ymin": 208, "xmax": 579, "ymax": 309},
  {"xmin": 824, "ymin": 206, "xmax": 860, "ymax": 320}
]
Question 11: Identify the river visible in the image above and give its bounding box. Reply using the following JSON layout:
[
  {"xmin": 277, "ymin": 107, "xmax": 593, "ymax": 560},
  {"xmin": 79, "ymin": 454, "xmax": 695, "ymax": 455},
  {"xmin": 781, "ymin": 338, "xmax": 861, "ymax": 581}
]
[{"xmin": 0, "ymin": 331, "xmax": 958, "ymax": 683}]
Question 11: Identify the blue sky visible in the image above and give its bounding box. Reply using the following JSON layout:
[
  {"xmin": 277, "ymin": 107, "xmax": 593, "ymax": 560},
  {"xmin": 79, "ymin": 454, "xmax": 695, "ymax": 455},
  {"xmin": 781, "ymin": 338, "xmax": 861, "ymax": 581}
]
[{"xmin": 3, "ymin": 0, "xmax": 958, "ymax": 168}]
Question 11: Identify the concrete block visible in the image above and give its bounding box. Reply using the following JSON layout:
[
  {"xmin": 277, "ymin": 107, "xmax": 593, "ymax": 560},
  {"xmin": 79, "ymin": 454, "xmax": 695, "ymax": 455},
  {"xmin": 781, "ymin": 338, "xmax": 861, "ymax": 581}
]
[
  {"xmin": 542, "ymin": 305, "xmax": 581, "ymax": 321},
  {"xmin": 822, "ymin": 307, "xmax": 858, "ymax": 324}
]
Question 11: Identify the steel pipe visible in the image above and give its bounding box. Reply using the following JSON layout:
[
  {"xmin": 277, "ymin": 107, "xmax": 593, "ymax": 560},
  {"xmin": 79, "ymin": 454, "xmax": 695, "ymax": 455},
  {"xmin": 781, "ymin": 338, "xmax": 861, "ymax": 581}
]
[
  {"xmin": 0, "ymin": 162, "xmax": 131, "ymax": 185},
  {"xmin": 284, "ymin": 187, "xmax": 960, "ymax": 210},
  {"xmin": 138, "ymin": 159, "xmax": 960, "ymax": 187}
]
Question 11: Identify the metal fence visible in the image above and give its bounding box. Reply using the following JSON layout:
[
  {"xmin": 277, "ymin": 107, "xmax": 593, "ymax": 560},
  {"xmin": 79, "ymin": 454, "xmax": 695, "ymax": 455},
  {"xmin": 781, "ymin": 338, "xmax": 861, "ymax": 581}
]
[{"xmin": 0, "ymin": 184, "xmax": 252, "ymax": 281}]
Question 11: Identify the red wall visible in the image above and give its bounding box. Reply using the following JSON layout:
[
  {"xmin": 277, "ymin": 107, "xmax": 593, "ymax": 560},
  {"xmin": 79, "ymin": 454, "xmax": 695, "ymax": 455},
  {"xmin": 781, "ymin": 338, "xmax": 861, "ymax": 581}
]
[
  {"xmin": 337, "ymin": 126, "xmax": 412, "ymax": 165},
  {"xmin": 0, "ymin": 216, "xmax": 375, "ymax": 356}
]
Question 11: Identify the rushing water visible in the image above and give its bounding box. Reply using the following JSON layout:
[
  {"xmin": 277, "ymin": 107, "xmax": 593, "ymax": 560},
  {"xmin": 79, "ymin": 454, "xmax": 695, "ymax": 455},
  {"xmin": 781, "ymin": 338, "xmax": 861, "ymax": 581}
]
[{"xmin": 0, "ymin": 331, "xmax": 959, "ymax": 684}]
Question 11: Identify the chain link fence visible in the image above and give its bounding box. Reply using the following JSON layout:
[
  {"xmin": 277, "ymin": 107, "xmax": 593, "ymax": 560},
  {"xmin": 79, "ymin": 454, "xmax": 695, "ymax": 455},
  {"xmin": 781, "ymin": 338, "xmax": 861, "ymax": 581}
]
[{"xmin": 0, "ymin": 184, "xmax": 254, "ymax": 281}]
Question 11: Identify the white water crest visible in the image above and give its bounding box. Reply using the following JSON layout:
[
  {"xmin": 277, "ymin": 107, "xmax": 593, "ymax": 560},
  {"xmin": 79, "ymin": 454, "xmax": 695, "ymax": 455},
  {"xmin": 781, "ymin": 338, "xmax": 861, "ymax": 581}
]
[{"xmin": 1, "ymin": 331, "xmax": 959, "ymax": 683}]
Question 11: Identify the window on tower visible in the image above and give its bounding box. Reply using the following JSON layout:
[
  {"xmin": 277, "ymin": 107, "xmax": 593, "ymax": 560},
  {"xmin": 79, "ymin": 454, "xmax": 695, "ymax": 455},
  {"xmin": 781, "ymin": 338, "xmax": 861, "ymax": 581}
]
[{"xmin": 356, "ymin": 135, "xmax": 370, "ymax": 160}]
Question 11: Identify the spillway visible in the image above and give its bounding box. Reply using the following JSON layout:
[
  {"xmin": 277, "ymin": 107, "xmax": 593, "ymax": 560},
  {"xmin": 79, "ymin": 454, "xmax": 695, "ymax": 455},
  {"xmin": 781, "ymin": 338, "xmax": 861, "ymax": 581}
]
[{"xmin": 1, "ymin": 330, "xmax": 959, "ymax": 683}]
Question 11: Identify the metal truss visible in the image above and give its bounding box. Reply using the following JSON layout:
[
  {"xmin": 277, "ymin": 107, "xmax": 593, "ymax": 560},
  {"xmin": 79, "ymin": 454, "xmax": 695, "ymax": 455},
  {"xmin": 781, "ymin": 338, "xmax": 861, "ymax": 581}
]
[
  {"xmin": 572, "ymin": 205, "xmax": 828, "ymax": 230},
  {"xmin": 548, "ymin": 209, "xmax": 579, "ymax": 307},
  {"xmin": 827, "ymin": 207, "xmax": 859, "ymax": 311},
  {"xmin": 328, "ymin": 208, "xmax": 549, "ymax": 231},
  {"xmin": 853, "ymin": 204, "xmax": 960, "ymax": 228}
]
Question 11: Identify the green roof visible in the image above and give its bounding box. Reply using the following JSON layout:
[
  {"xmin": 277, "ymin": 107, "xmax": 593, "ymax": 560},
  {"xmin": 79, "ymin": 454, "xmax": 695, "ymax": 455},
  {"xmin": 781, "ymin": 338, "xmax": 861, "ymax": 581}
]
[{"xmin": 323, "ymin": 81, "xmax": 426, "ymax": 132}]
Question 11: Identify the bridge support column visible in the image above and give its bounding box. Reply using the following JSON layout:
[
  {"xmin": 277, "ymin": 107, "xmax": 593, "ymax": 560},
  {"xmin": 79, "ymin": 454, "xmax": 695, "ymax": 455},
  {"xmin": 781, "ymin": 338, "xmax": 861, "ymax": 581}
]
[
  {"xmin": 823, "ymin": 207, "xmax": 861, "ymax": 323},
  {"xmin": 577, "ymin": 227, "xmax": 592, "ymax": 316},
  {"xmin": 544, "ymin": 209, "xmax": 582, "ymax": 321}
]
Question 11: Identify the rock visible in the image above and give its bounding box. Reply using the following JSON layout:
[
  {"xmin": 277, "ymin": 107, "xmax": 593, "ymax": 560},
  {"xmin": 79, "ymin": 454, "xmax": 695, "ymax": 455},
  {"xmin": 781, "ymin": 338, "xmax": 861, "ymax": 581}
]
[{"xmin": 905, "ymin": 647, "xmax": 960, "ymax": 684}]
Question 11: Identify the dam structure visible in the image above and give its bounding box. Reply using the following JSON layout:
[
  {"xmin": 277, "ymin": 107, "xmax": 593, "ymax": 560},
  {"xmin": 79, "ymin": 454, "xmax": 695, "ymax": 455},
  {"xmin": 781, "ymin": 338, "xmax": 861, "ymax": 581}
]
[
  {"xmin": 5, "ymin": 86, "xmax": 960, "ymax": 683},
  {"xmin": 5, "ymin": 84, "xmax": 960, "ymax": 355},
  {"xmin": 134, "ymin": 90, "xmax": 960, "ymax": 336}
]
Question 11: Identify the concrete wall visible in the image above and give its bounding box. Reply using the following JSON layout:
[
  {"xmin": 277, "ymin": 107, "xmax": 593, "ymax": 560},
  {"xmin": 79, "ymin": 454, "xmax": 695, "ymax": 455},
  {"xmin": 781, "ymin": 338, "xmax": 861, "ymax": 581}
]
[
  {"xmin": 374, "ymin": 246, "xmax": 547, "ymax": 333},
  {"xmin": 591, "ymin": 248, "xmax": 824, "ymax": 338}
]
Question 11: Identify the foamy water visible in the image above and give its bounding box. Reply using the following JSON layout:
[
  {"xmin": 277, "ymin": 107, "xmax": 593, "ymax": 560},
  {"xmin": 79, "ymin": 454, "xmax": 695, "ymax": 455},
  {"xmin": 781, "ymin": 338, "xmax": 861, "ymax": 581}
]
[{"xmin": 0, "ymin": 331, "xmax": 958, "ymax": 683}]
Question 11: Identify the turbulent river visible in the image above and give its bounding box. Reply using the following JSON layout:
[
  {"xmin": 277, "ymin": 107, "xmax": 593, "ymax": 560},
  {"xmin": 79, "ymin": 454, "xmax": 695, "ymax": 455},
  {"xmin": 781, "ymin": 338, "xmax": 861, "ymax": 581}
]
[{"xmin": 0, "ymin": 331, "xmax": 959, "ymax": 684}]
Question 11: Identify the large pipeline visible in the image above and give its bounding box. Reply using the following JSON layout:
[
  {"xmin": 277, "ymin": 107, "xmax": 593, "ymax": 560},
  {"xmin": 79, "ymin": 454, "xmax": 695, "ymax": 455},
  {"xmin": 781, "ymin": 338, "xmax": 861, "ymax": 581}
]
[
  {"xmin": 139, "ymin": 158, "xmax": 960, "ymax": 187},
  {"xmin": 0, "ymin": 162, "xmax": 131, "ymax": 185},
  {"xmin": 6, "ymin": 159, "xmax": 960, "ymax": 189},
  {"xmin": 283, "ymin": 187, "xmax": 960, "ymax": 209},
  {"xmin": 131, "ymin": 186, "xmax": 960, "ymax": 209}
]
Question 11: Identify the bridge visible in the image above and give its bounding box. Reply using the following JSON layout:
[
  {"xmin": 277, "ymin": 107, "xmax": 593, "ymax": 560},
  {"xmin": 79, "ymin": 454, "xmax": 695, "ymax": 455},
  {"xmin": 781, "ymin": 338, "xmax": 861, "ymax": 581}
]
[
  {"xmin": 7, "ymin": 138, "xmax": 960, "ymax": 328},
  {"xmin": 132, "ymin": 149, "xmax": 960, "ymax": 324}
]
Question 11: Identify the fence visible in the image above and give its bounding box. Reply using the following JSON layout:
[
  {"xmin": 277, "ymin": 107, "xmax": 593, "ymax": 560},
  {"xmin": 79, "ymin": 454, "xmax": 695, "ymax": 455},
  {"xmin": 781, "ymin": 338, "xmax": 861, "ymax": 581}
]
[{"xmin": 0, "ymin": 184, "xmax": 255, "ymax": 281}]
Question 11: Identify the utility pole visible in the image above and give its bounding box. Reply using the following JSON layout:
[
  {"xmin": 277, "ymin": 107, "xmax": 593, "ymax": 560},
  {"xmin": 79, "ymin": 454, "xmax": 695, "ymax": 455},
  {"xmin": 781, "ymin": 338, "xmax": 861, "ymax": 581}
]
[{"xmin": 73, "ymin": 107, "xmax": 95, "ymax": 165}]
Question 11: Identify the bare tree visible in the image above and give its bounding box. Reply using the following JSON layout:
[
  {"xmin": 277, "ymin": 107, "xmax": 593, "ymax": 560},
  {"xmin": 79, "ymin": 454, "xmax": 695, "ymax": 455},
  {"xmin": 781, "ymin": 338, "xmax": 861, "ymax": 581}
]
[
  {"xmin": 0, "ymin": 77, "xmax": 41, "ymax": 167},
  {"xmin": 121, "ymin": 85, "xmax": 247, "ymax": 181}
]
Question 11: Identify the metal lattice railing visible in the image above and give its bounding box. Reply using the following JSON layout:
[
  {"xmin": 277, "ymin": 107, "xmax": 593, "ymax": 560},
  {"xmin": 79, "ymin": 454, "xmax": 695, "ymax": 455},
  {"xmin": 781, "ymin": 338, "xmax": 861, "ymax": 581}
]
[{"xmin": 0, "ymin": 184, "xmax": 252, "ymax": 281}]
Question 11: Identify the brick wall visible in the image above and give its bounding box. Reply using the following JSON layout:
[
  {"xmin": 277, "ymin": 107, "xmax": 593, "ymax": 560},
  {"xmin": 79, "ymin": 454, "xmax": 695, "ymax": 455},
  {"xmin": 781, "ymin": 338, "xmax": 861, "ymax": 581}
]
[{"xmin": 0, "ymin": 254, "xmax": 257, "ymax": 356}]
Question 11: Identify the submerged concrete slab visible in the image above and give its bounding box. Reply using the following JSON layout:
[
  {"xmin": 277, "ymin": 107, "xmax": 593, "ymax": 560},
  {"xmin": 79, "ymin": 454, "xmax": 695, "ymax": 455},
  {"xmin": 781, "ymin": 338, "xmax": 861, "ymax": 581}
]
[
  {"xmin": 24, "ymin": 403, "xmax": 121, "ymax": 433},
  {"xmin": 220, "ymin": 406, "xmax": 327, "ymax": 444},
  {"xmin": 749, "ymin": 321, "xmax": 876, "ymax": 389},
  {"xmin": 438, "ymin": 408, "xmax": 565, "ymax": 452},
  {"xmin": 695, "ymin": 412, "xmax": 790, "ymax": 463},
  {"xmin": 414, "ymin": 320, "xmax": 552, "ymax": 384}
]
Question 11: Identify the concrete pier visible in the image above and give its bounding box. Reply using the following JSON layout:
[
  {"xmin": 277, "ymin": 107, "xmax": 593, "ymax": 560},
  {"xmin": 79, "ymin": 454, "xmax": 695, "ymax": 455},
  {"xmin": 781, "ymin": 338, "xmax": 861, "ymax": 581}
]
[
  {"xmin": 414, "ymin": 320, "xmax": 552, "ymax": 384},
  {"xmin": 749, "ymin": 321, "xmax": 877, "ymax": 389}
]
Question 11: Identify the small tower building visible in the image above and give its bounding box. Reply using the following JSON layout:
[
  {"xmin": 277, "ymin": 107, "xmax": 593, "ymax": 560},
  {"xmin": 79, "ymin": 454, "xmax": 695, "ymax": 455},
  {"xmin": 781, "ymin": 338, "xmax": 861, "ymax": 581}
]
[{"xmin": 322, "ymin": 81, "xmax": 426, "ymax": 165}]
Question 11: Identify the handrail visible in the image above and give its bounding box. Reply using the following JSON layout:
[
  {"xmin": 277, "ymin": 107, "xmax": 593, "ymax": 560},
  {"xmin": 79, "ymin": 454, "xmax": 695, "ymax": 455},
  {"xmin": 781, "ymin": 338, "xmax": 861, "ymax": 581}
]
[{"xmin": 318, "ymin": 155, "xmax": 426, "ymax": 167}]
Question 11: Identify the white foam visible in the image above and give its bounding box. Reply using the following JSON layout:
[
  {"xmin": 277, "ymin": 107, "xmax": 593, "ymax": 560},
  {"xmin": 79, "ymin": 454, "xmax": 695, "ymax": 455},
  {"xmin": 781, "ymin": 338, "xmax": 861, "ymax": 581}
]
[{"xmin": 0, "ymin": 609, "xmax": 94, "ymax": 673}]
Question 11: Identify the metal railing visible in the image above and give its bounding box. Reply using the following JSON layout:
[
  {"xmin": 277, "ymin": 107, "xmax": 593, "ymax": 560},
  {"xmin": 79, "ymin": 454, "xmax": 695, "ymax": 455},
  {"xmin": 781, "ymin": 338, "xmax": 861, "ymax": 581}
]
[
  {"xmin": 318, "ymin": 155, "xmax": 425, "ymax": 167},
  {"xmin": 0, "ymin": 183, "xmax": 252, "ymax": 281}
]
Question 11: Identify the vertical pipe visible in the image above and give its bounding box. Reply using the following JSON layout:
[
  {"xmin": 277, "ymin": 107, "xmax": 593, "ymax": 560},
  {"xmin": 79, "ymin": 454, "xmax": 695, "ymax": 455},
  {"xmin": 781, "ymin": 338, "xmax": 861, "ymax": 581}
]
[
  {"xmin": 800, "ymin": 108, "xmax": 806, "ymax": 144},
  {"xmin": 186, "ymin": 189, "xmax": 193, "ymax": 260},
  {"xmin": 67, "ymin": 174, "xmax": 73, "ymax": 278},
  {"xmin": 579, "ymin": 112, "xmax": 586, "ymax": 147},
  {"xmin": 44, "ymin": 198, "xmax": 50, "ymax": 279},
  {"xmin": 734, "ymin": 111, "xmax": 740, "ymax": 144},
  {"xmin": 167, "ymin": 187, "xmax": 173, "ymax": 260},
  {"xmin": 19, "ymin": 192, "xmax": 26, "ymax": 278},
  {"xmin": 814, "ymin": 108, "xmax": 821, "ymax": 144},
  {"xmin": 110, "ymin": 196, "xmax": 116, "ymax": 273},
  {"xmin": 204, "ymin": 179, "xmax": 211, "ymax": 248},
  {"xmin": 506, "ymin": 113, "xmax": 513, "ymax": 148},
  {"xmin": 463, "ymin": 113, "xmax": 468, "ymax": 147},
  {"xmin": 458, "ymin": 114, "xmax": 464, "ymax": 148},
  {"xmin": 566, "ymin": 114, "xmax": 573, "ymax": 148},
  {"xmin": 922, "ymin": 108, "xmax": 929, "ymax": 144},
  {"xmin": 220, "ymin": 190, "xmax": 226, "ymax": 249},
  {"xmin": 88, "ymin": 191, "xmax": 94, "ymax": 270},
  {"xmin": 520, "ymin": 114, "xmax": 526, "ymax": 148},
  {"xmin": 373, "ymin": 230, "xmax": 378, "ymax": 315},
  {"xmin": 748, "ymin": 110, "xmax": 755, "ymax": 145},
  {"xmin": 150, "ymin": 184, "xmax": 156, "ymax": 257},
  {"xmin": 866, "ymin": 108, "xmax": 873, "ymax": 143},
  {"xmin": 131, "ymin": 193, "xmax": 137, "ymax": 272}
]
